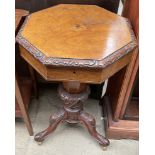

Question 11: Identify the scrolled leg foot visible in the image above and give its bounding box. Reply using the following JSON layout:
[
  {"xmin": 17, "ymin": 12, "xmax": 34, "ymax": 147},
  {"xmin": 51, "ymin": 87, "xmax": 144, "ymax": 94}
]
[
  {"xmin": 34, "ymin": 110, "xmax": 65, "ymax": 143},
  {"xmin": 80, "ymin": 111, "xmax": 110, "ymax": 147},
  {"xmin": 34, "ymin": 131, "xmax": 46, "ymax": 142}
]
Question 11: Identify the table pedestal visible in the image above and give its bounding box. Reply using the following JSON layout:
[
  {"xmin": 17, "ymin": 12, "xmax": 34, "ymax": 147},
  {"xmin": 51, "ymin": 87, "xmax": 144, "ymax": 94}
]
[{"xmin": 34, "ymin": 82, "xmax": 110, "ymax": 148}]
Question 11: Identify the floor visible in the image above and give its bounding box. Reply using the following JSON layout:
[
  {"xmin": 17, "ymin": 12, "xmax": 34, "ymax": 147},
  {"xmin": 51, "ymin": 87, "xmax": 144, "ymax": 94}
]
[{"xmin": 16, "ymin": 87, "xmax": 139, "ymax": 155}]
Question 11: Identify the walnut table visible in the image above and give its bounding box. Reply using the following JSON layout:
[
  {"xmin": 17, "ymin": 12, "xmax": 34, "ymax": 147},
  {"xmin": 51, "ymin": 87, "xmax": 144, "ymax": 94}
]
[{"xmin": 16, "ymin": 4, "xmax": 137, "ymax": 149}]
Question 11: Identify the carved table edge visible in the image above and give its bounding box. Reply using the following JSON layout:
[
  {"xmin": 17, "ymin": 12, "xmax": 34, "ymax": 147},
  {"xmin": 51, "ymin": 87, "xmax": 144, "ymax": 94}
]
[{"xmin": 16, "ymin": 15, "xmax": 137, "ymax": 69}]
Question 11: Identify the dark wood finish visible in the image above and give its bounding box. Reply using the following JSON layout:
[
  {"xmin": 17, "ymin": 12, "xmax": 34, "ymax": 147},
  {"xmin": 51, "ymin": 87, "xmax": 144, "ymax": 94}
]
[
  {"xmin": 28, "ymin": 65, "xmax": 38, "ymax": 98},
  {"xmin": 103, "ymin": 0, "xmax": 139, "ymax": 139},
  {"xmin": 16, "ymin": 4, "xmax": 137, "ymax": 148},
  {"xmin": 15, "ymin": 0, "xmax": 120, "ymax": 13},
  {"xmin": 15, "ymin": 9, "xmax": 30, "ymax": 77},
  {"xmin": 124, "ymin": 97, "xmax": 139, "ymax": 121},
  {"xmin": 34, "ymin": 83, "xmax": 109, "ymax": 147},
  {"xmin": 15, "ymin": 9, "xmax": 30, "ymax": 79}
]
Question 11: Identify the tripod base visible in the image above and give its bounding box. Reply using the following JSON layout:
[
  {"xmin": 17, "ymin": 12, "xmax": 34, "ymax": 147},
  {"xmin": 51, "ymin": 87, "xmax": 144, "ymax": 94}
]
[{"xmin": 34, "ymin": 83, "xmax": 110, "ymax": 148}]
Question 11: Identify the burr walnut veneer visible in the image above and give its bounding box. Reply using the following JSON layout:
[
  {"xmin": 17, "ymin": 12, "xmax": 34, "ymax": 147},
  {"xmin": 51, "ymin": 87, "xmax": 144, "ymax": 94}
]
[{"xmin": 16, "ymin": 4, "xmax": 137, "ymax": 149}]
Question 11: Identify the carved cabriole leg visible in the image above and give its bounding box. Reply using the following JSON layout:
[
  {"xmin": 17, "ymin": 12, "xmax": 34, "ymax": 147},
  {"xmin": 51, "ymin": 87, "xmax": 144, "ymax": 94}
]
[
  {"xmin": 79, "ymin": 111, "xmax": 110, "ymax": 147},
  {"xmin": 34, "ymin": 110, "xmax": 66, "ymax": 143}
]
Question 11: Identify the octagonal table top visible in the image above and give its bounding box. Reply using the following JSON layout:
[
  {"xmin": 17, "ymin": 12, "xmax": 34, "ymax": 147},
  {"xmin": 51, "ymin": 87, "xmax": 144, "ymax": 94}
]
[{"xmin": 16, "ymin": 4, "xmax": 136, "ymax": 69}]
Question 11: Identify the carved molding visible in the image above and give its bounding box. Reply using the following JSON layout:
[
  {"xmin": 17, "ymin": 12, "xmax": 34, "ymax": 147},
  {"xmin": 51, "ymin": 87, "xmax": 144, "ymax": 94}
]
[
  {"xmin": 16, "ymin": 15, "xmax": 137, "ymax": 69},
  {"xmin": 58, "ymin": 84, "xmax": 90, "ymax": 108}
]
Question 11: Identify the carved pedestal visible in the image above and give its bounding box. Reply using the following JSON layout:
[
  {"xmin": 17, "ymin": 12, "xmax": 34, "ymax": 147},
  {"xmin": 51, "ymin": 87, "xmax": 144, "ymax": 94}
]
[{"xmin": 34, "ymin": 82, "xmax": 109, "ymax": 148}]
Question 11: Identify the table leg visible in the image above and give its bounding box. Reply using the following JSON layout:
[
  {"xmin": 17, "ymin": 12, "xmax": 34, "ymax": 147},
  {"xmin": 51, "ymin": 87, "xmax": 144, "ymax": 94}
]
[
  {"xmin": 34, "ymin": 82, "xmax": 110, "ymax": 148},
  {"xmin": 15, "ymin": 76, "xmax": 33, "ymax": 136},
  {"xmin": 79, "ymin": 111, "xmax": 109, "ymax": 147},
  {"xmin": 34, "ymin": 109, "xmax": 66, "ymax": 143}
]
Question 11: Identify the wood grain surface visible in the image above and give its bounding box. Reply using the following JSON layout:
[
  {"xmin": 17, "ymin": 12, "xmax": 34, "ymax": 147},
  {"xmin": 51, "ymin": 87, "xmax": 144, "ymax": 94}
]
[{"xmin": 19, "ymin": 4, "xmax": 132, "ymax": 60}]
